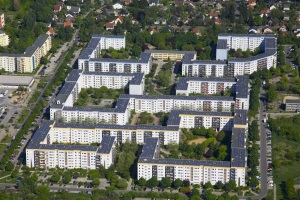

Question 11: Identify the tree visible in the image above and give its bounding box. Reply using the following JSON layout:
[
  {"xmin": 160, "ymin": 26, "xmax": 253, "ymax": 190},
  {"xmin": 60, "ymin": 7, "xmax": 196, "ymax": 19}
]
[
  {"xmin": 253, "ymin": 16, "xmax": 262, "ymax": 26},
  {"xmin": 18, "ymin": 176, "xmax": 37, "ymax": 195},
  {"xmin": 160, "ymin": 177, "xmax": 171, "ymax": 188},
  {"xmin": 35, "ymin": 185, "xmax": 50, "ymax": 198},
  {"xmin": 191, "ymin": 188, "xmax": 201, "ymax": 199},
  {"xmin": 138, "ymin": 177, "xmax": 147, "ymax": 187},
  {"xmin": 203, "ymin": 181, "xmax": 213, "ymax": 189},
  {"xmin": 215, "ymin": 181, "xmax": 224, "ymax": 189},
  {"xmin": 92, "ymin": 178, "xmax": 100, "ymax": 187},
  {"xmin": 50, "ymin": 174, "xmax": 61, "ymax": 183},
  {"xmin": 216, "ymin": 131, "xmax": 225, "ymax": 142},
  {"xmin": 11, "ymin": 169, "xmax": 19, "ymax": 178},
  {"xmin": 206, "ymin": 128, "xmax": 215, "ymax": 138},
  {"xmin": 116, "ymin": 178, "xmax": 128, "ymax": 189},
  {"xmin": 14, "ymin": 0, "xmax": 20, "ymax": 11},
  {"xmin": 286, "ymin": 177, "xmax": 295, "ymax": 200},
  {"xmin": 266, "ymin": 85, "xmax": 277, "ymax": 102},
  {"xmin": 147, "ymin": 176, "xmax": 158, "ymax": 188},
  {"xmin": 40, "ymin": 56, "xmax": 48, "ymax": 65},
  {"xmin": 224, "ymin": 180, "xmax": 236, "ymax": 192},
  {"xmin": 5, "ymin": 161, "xmax": 14, "ymax": 171},
  {"xmin": 156, "ymin": 70, "xmax": 171, "ymax": 87},
  {"xmin": 173, "ymin": 178, "xmax": 183, "ymax": 189},
  {"xmin": 63, "ymin": 173, "xmax": 72, "ymax": 184}
]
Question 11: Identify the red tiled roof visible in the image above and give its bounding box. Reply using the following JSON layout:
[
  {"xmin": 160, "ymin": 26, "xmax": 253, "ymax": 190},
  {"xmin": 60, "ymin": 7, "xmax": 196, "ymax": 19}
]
[
  {"xmin": 106, "ymin": 22, "xmax": 115, "ymax": 29},
  {"xmin": 64, "ymin": 21, "xmax": 73, "ymax": 27},
  {"xmin": 53, "ymin": 5, "xmax": 61, "ymax": 11},
  {"xmin": 260, "ymin": 10, "xmax": 270, "ymax": 15},
  {"xmin": 215, "ymin": 18, "xmax": 221, "ymax": 24},
  {"xmin": 48, "ymin": 27, "xmax": 55, "ymax": 35}
]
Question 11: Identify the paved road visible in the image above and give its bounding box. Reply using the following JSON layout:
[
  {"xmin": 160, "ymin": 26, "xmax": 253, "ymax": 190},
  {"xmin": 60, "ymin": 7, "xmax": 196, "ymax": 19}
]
[
  {"xmin": 240, "ymin": 86, "xmax": 268, "ymax": 200},
  {"xmin": 257, "ymin": 86, "xmax": 268, "ymax": 199},
  {"xmin": 268, "ymin": 112, "xmax": 299, "ymax": 119},
  {"xmin": 274, "ymin": 184, "xmax": 276, "ymax": 200},
  {"xmin": 283, "ymin": 45, "xmax": 293, "ymax": 65}
]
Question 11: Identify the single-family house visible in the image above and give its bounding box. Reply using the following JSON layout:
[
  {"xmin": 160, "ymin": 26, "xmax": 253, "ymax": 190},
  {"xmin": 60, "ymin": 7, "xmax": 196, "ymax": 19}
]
[
  {"xmin": 67, "ymin": 6, "xmax": 81, "ymax": 14},
  {"xmin": 278, "ymin": 24, "xmax": 287, "ymax": 32},
  {"xmin": 283, "ymin": 3, "xmax": 290, "ymax": 11},
  {"xmin": 260, "ymin": 9, "xmax": 270, "ymax": 17},
  {"xmin": 149, "ymin": 0, "xmax": 159, "ymax": 7},
  {"xmin": 249, "ymin": 27, "xmax": 258, "ymax": 34},
  {"xmin": 113, "ymin": 3, "xmax": 123, "ymax": 10},
  {"xmin": 47, "ymin": 27, "xmax": 56, "ymax": 36},
  {"xmin": 64, "ymin": 18, "xmax": 73, "ymax": 28},
  {"xmin": 131, "ymin": 18, "xmax": 139, "ymax": 24},
  {"xmin": 215, "ymin": 3, "xmax": 222, "ymax": 10},
  {"xmin": 209, "ymin": 11, "xmax": 219, "ymax": 19},
  {"xmin": 124, "ymin": 0, "xmax": 132, "ymax": 5},
  {"xmin": 283, "ymin": 15, "xmax": 289, "ymax": 21},
  {"xmin": 214, "ymin": 18, "xmax": 221, "ymax": 25},
  {"xmin": 270, "ymin": 5, "xmax": 276, "ymax": 10},
  {"xmin": 113, "ymin": 16, "xmax": 124, "ymax": 24},
  {"xmin": 105, "ymin": 22, "xmax": 115, "ymax": 30},
  {"xmin": 263, "ymin": 27, "xmax": 273, "ymax": 34},
  {"xmin": 192, "ymin": 27, "xmax": 201, "ymax": 36},
  {"xmin": 248, "ymin": 0, "xmax": 257, "ymax": 7},
  {"xmin": 293, "ymin": 26, "xmax": 300, "ymax": 34},
  {"xmin": 53, "ymin": 5, "xmax": 62, "ymax": 12},
  {"xmin": 150, "ymin": 28, "xmax": 156, "ymax": 35}
]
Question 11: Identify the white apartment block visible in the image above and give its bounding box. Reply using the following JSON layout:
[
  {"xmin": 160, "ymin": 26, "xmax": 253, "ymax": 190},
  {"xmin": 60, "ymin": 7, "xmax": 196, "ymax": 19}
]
[
  {"xmin": 80, "ymin": 71, "xmax": 145, "ymax": 93},
  {"xmin": 184, "ymin": 34, "xmax": 277, "ymax": 77},
  {"xmin": 0, "ymin": 34, "xmax": 51, "ymax": 72},
  {"xmin": 26, "ymin": 121, "xmax": 117, "ymax": 169},
  {"xmin": 0, "ymin": 30, "xmax": 9, "ymax": 47},
  {"xmin": 138, "ymin": 137, "xmax": 246, "ymax": 186},
  {"xmin": 78, "ymin": 35, "xmax": 153, "ymax": 75},
  {"xmin": 46, "ymin": 122, "xmax": 180, "ymax": 145},
  {"xmin": 0, "ymin": 54, "xmax": 17, "ymax": 72},
  {"xmin": 121, "ymin": 94, "xmax": 236, "ymax": 114},
  {"xmin": 176, "ymin": 76, "xmax": 250, "ymax": 110}
]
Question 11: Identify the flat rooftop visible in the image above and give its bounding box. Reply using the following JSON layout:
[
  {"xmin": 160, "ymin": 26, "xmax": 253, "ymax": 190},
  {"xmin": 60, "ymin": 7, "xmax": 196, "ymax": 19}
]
[{"xmin": 0, "ymin": 75, "xmax": 34, "ymax": 86}]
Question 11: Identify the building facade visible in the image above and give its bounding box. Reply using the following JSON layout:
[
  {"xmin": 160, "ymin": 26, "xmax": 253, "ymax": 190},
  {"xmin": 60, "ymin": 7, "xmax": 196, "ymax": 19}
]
[
  {"xmin": 0, "ymin": 30, "xmax": 9, "ymax": 47},
  {"xmin": 0, "ymin": 34, "xmax": 52, "ymax": 72}
]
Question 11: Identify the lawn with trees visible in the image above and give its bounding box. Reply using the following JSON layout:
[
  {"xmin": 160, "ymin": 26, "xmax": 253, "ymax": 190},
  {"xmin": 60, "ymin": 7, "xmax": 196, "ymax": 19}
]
[
  {"xmin": 74, "ymin": 87, "xmax": 126, "ymax": 106},
  {"xmin": 269, "ymin": 115, "xmax": 300, "ymax": 199},
  {"xmin": 137, "ymin": 111, "xmax": 154, "ymax": 125}
]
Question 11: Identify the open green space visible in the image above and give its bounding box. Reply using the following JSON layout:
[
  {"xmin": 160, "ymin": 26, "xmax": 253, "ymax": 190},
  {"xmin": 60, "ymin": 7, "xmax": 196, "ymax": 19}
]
[
  {"xmin": 75, "ymin": 87, "xmax": 126, "ymax": 107},
  {"xmin": 269, "ymin": 115, "xmax": 300, "ymax": 199},
  {"xmin": 1, "ymin": 135, "xmax": 12, "ymax": 143}
]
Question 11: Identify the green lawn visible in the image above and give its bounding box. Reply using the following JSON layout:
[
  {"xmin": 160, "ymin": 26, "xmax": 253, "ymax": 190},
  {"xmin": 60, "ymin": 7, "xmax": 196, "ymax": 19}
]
[
  {"xmin": 1, "ymin": 135, "xmax": 12, "ymax": 143},
  {"xmin": 272, "ymin": 137, "xmax": 300, "ymax": 198},
  {"xmin": 0, "ymin": 144, "xmax": 7, "ymax": 155}
]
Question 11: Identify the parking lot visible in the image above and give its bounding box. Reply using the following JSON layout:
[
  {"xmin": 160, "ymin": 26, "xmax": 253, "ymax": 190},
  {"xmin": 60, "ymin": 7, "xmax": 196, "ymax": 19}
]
[{"xmin": 0, "ymin": 89, "xmax": 27, "ymax": 140}]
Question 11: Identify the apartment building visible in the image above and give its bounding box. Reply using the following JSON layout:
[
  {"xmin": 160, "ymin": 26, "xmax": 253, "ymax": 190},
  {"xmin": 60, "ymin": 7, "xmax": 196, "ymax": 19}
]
[
  {"xmin": 0, "ymin": 34, "xmax": 52, "ymax": 72},
  {"xmin": 121, "ymin": 94, "xmax": 236, "ymax": 113},
  {"xmin": 144, "ymin": 50, "xmax": 196, "ymax": 61},
  {"xmin": 0, "ymin": 30, "xmax": 9, "ymax": 46},
  {"xmin": 175, "ymin": 76, "xmax": 250, "ymax": 110},
  {"xmin": 50, "ymin": 70, "xmax": 145, "ymax": 121},
  {"xmin": 78, "ymin": 35, "xmax": 153, "ymax": 74},
  {"xmin": 138, "ymin": 108, "xmax": 247, "ymax": 186},
  {"xmin": 285, "ymin": 99, "xmax": 300, "ymax": 112},
  {"xmin": 183, "ymin": 34, "xmax": 277, "ymax": 77},
  {"xmin": 0, "ymin": 54, "xmax": 18, "ymax": 72},
  {"xmin": 0, "ymin": 13, "xmax": 4, "ymax": 29},
  {"xmin": 26, "ymin": 121, "xmax": 117, "ymax": 169},
  {"xmin": 137, "ymin": 137, "xmax": 246, "ymax": 186},
  {"xmin": 176, "ymin": 77, "xmax": 237, "ymax": 96}
]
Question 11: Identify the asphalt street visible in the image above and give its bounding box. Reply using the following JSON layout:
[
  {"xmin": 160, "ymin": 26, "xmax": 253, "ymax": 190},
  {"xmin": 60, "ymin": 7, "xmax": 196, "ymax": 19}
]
[{"xmin": 240, "ymin": 85, "xmax": 268, "ymax": 200}]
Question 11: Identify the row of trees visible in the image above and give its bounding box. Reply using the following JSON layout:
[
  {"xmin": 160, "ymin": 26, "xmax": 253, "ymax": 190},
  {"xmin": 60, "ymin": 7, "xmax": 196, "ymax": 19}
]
[
  {"xmin": 156, "ymin": 62, "xmax": 173, "ymax": 87},
  {"xmin": 248, "ymin": 77, "xmax": 261, "ymax": 117}
]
